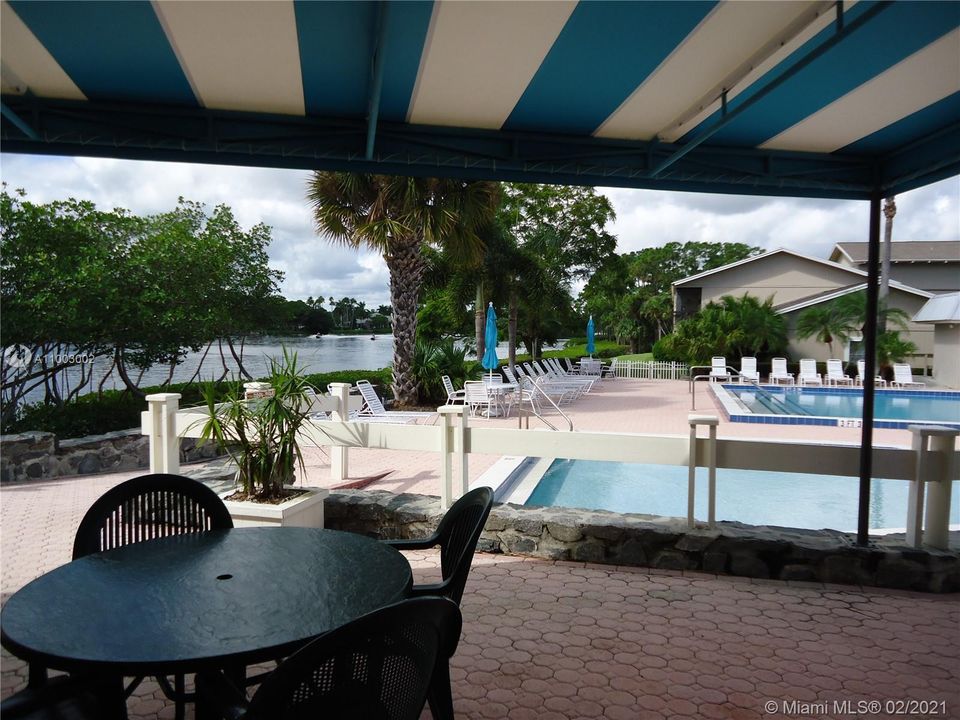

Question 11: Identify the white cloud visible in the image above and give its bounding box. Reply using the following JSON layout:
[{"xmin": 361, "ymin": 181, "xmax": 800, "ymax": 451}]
[{"xmin": 2, "ymin": 153, "xmax": 957, "ymax": 308}]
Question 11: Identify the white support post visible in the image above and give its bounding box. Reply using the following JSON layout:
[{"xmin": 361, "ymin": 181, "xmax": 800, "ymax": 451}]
[
  {"xmin": 146, "ymin": 393, "xmax": 181, "ymax": 474},
  {"xmin": 907, "ymin": 425, "xmax": 958, "ymax": 550},
  {"xmin": 454, "ymin": 406, "xmax": 469, "ymax": 497},
  {"xmin": 437, "ymin": 406, "xmax": 459, "ymax": 511},
  {"xmin": 906, "ymin": 428, "xmax": 928, "ymax": 547},
  {"xmin": 688, "ymin": 414, "xmax": 719, "ymax": 529},
  {"xmin": 328, "ymin": 383, "xmax": 351, "ymax": 483}
]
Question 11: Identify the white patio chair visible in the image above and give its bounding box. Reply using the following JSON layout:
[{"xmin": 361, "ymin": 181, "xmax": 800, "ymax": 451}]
[
  {"xmin": 855, "ymin": 360, "xmax": 887, "ymax": 388},
  {"xmin": 891, "ymin": 364, "xmax": 924, "ymax": 389},
  {"xmin": 738, "ymin": 357, "xmax": 759, "ymax": 383},
  {"xmin": 798, "ymin": 359, "xmax": 822, "ymax": 386},
  {"xmin": 825, "ymin": 359, "xmax": 853, "ymax": 386},
  {"xmin": 442, "ymin": 375, "xmax": 465, "ymax": 405},
  {"xmin": 769, "ymin": 357, "xmax": 794, "ymax": 385},
  {"xmin": 354, "ymin": 380, "xmax": 436, "ymax": 423},
  {"xmin": 579, "ymin": 358, "xmax": 602, "ymax": 376},
  {"xmin": 709, "ymin": 356, "xmax": 730, "ymax": 382},
  {"xmin": 463, "ymin": 381, "xmax": 492, "ymax": 417}
]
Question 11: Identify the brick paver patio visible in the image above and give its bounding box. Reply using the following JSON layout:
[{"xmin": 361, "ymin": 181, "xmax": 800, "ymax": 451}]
[
  {"xmin": 2, "ymin": 379, "xmax": 956, "ymax": 717},
  {"xmin": 2, "ymin": 475, "xmax": 958, "ymax": 719}
]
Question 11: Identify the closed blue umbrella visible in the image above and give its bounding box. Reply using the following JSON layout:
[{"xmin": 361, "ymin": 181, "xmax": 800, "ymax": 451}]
[
  {"xmin": 481, "ymin": 302, "xmax": 499, "ymax": 377},
  {"xmin": 586, "ymin": 315, "xmax": 596, "ymax": 357}
]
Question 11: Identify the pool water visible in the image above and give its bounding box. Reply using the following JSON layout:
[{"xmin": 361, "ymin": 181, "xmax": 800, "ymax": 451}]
[
  {"xmin": 721, "ymin": 386, "xmax": 960, "ymax": 428},
  {"xmin": 524, "ymin": 459, "xmax": 960, "ymax": 532}
]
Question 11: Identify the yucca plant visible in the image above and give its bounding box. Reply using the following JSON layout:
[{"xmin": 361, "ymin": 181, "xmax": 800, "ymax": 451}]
[{"xmin": 197, "ymin": 347, "xmax": 312, "ymax": 500}]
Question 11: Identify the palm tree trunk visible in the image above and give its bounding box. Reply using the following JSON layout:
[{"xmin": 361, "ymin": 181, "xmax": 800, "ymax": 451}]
[
  {"xmin": 508, "ymin": 291, "xmax": 518, "ymax": 370},
  {"xmin": 475, "ymin": 282, "xmax": 485, "ymax": 364},
  {"xmin": 387, "ymin": 236, "xmax": 425, "ymax": 406}
]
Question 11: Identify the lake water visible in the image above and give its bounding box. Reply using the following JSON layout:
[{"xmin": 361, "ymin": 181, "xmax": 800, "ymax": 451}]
[{"xmin": 19, "ymin": 335, "xmax": 563, "ymax": 404}]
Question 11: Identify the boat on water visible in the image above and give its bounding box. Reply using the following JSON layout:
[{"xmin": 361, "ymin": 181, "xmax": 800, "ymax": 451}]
[{"xmin": 370, "ymin": 335, "xmax": 376, "ymax": 340}]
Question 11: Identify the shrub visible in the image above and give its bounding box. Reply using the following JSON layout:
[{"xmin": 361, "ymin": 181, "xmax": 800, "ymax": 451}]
[
  {"xmin": 5, "ymin": 368, "xmax": 393, "ymax": 438},
  {"xmin": 412, "ymin": 339, "xmax": 481, "ymax": 405}
]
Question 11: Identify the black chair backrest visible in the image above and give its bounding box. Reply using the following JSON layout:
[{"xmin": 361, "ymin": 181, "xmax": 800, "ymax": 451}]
[
  {"xmin": 73, "ymin": 473, "xmax": 233, "ymax": 559},
  {"xmin": 435, "ymin": 486, "xmax": 494, "ymax": 605},
  {"xmin": 248, "ymin": 597, "xmax": 461, "ymax": 720}
]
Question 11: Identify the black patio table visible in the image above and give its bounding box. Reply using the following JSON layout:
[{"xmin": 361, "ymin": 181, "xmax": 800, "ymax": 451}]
[{"xmin": 0, "ymin": 526, "xmax": 413, "ymax": 715}]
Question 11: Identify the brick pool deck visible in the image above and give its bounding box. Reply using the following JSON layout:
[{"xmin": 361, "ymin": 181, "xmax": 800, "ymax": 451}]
[{"xmin": 2, "ymin": 379, "xmax": 957, "ymax": 718}]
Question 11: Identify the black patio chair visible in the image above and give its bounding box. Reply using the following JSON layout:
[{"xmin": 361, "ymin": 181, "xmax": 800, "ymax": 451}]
[
  {"xmin": 71, "ymin": 473, "xmax": 234, "ymax": 720},
  {"xmin": 195, "ymin": 597, "xmax": 461, "ymax": 720},
  {"xmin": 72, "ymin": 473, "xmax": 233, "ymax": 559},
  {"xmin": 0, "ymin": 674, "xmax": 115, "ymax": 720},
  {"xmin": 383, "ymin": 486, "xmax": 494, "ymax": 720}
]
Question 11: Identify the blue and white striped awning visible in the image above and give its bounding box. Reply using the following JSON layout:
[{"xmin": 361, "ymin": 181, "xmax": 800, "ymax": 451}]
[{"xmin": 2, "ymin": 0, "xmax": 958, "ymax": 199}]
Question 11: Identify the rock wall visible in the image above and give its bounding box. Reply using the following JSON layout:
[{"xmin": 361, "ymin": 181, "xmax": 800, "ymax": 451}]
[
  {"xmin": 0, "ymin": 430, "xmax": 222, "ymax": 483},
  {"xmin": 324, "ymin": 489, "xmax": 960, "ymax": 593}
]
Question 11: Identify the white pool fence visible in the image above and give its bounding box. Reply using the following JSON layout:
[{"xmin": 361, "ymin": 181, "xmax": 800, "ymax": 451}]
[
  {"xmin": 143, "ymin": 386, "xmax": 958, "ymax": 551},
  {"xmin": 612, "ymin": 359, "xmax": 688, "ymax": 380}
]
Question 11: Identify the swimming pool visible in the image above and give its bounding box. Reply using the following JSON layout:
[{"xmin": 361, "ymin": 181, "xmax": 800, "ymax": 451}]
[
  {"xmin": 521, "ymin": 459, "xmax": 960, "ymax": 532},
  {"xmin": 713, "ymin": 385, "xmax": 960, "ymax": 429}
]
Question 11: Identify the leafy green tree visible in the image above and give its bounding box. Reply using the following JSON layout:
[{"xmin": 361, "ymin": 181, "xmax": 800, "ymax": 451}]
[
  {"xmin": 500, "ymin": 183, "xmax": 616, "ymax": 282},
  {"xmin": 1, "ymin": 189, "xmax": 282, "ymax": 415},
  {"xmin": 307, "ymin": 173, "xmax": 499, "ymax": 406}
]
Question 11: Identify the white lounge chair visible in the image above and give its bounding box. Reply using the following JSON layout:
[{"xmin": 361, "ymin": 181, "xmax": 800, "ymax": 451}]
[
  {"xmin": 354, "ymin": 380, "xmax": 436, "ymax": 423},
  {"xmin": 769, "ymin": 357, "xmax": 794, "ymax": 385},
  {"xmin": 738, "ymin": 357, "xmax": 759, "ymax": 383},
  {"xmin": 855, "ymin": 360, "xmax": 887, "ymax": 388},
  {"xmin": 891, "ymin": 364, "xmax": 924, "ymax": 389},
  {"xmin": 798, "ymin": 359, "xmax": 822, "ymax": 386},
  {"xmin": 825, "ymin": 359, "xmax": 853, "ymax": 386},
  {"xmin": 709, "ymin": 356, "xmax": 730, "ymax": 382},
  {"xmin": 442, "ymin": 375, "xmax": 465, "ymax": 405}
]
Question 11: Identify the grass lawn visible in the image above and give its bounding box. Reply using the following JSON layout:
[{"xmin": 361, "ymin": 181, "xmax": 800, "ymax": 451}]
[{"xmin": 616, "ymin": 352, "xmax": 654, "ymax": 361}]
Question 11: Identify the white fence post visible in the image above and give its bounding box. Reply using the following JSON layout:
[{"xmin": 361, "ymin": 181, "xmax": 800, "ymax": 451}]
[
  {"xmin": 907, "ymin": 425, "xmax": 958, "ymax": 550},
  {"xmin": 688, "ymin": 414, "xmax": 719, "ymax": 529},
  {"xmin": 455, "ymin": 406, "xmax": 469, "ymax": 497},
  {"xmin": 328, "ymin": 383, "xmax": 351, "ymax": 483},
  {"xmin": 437, "ymin": 406, "xmax": 456, "ymax": 510},
  {"xmin": 146, "ymin": 393, "xmax": 181, "ymax": 474}
]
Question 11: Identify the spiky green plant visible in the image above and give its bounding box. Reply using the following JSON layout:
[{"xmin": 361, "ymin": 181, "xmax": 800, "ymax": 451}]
[{"xmin": 197, "ymin": 347, "xmax": 312, "ymax": 500}]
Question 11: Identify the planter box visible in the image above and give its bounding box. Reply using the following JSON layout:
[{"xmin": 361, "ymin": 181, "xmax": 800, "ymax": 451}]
[{"xmin": 222, "ymin": 486, "xmax": 329, "ymax": 528}]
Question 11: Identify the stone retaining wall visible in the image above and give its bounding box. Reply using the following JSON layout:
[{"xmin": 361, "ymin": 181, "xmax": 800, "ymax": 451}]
[
  {"xmin": 324, "ymin": 489, "xmax": 960, "ymax": 593},
  {"xmin": 0, "ymin": 430, "xmax": 221, "ymax": 483}
]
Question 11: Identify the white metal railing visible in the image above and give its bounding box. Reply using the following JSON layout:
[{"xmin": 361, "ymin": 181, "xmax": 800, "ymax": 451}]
[
  {"xmin": 143, "ymin": 391, "xmax": 959, "ymax": 550},
  {"xmin": 613, "ymin": 359, "xmax": 689, "ymax": 380}
]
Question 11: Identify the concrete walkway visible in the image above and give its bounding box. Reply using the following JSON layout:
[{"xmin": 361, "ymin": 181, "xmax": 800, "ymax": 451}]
[{"xmin": 300, "ymin": 379, "xmax": 913, "ymax": 498}]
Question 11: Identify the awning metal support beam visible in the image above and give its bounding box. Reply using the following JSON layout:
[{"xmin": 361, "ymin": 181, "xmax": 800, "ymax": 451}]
[
  {"xmin": 365, "ymin": 1, "xmax": 389, "ymax": 160},
  {"xmin": 0, "ymin": 101, "xmax": 37, "ymax": 140},
  {"xmin": 857, "ymin": 192, "xmax": 883, "ymax": 546},
  {"xmin": 648, "ymin": 1, "xmax": 889, "ymax": 179}
]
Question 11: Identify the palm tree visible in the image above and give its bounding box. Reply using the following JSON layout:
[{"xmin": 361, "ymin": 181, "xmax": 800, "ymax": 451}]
[
  {"xmin": 795, "ymin": 304, "xmax": 854, "ymax": 357},
  {"xmin": 307, "ymin": 174, "xmax": 499, "ymax": 406}
]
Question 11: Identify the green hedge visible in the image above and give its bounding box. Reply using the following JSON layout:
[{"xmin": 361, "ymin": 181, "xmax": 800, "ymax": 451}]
[
  {"xmin": 5, "ymin": 369, "xmax": 393, "ymax": 439},
  {"xmin": 511, "ymin": 341, "xmax": 626, "ymax": 364}
]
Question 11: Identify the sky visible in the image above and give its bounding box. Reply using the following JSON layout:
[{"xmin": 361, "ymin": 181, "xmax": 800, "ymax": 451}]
[{"xmin": 2, "ymin": 153, "xmax": 958, "ymax": 309}]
